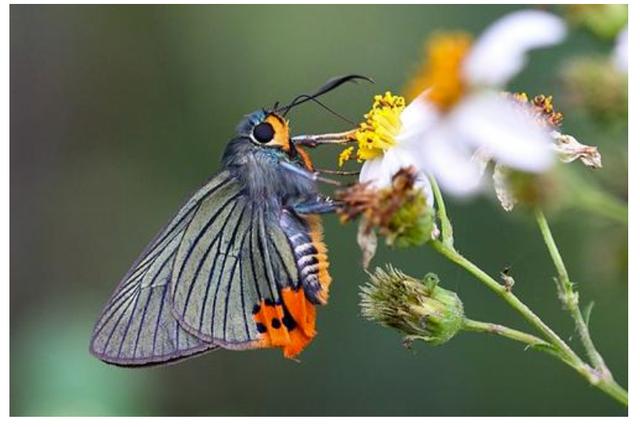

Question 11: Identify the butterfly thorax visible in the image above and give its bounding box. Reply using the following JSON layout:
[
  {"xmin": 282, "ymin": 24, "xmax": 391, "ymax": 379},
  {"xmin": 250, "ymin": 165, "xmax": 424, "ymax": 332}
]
[{"xmin": 222, "ymin": 136, "xmax": 319, "ymax": 210}]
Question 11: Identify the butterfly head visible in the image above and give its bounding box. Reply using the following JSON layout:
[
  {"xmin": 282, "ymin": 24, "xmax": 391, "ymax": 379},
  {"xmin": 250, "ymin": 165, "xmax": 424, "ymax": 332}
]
[{"xmin": 237, "ymin": 110, "xmax": 292, "ymax": 153}]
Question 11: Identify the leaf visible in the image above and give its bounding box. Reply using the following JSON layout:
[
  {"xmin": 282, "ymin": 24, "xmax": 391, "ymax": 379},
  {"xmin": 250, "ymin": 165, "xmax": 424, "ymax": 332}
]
[{"xmin": 583, "ymin": 301, "xmax": 596, "ymax": 329}]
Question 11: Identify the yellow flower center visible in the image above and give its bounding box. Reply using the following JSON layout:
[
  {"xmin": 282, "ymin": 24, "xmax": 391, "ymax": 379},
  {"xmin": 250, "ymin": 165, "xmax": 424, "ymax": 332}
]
[
  {"xmin": 404, "ymin": 32, "xmax": 473, "ymax": 110},
  {"xmin": 352, "ymin": 92, "xmax": 406, "ymax": 161}
]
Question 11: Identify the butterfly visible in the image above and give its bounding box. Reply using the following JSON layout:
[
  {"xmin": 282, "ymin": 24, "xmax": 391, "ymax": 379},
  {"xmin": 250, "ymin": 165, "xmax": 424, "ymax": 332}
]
[{"xmin": 90, "ymin": 75, "xmax": 371, "ymax": 366}]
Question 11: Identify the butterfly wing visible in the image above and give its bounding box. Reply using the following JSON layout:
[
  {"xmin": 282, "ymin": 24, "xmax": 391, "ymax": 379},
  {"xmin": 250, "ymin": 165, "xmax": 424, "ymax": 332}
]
[
  {"xmin": 90, "ymin": 171, "xmax": 238, "ymax": 366},
  {"xmin": 170, "ymin": 192, "xmax": 332, "ymax": 358}
]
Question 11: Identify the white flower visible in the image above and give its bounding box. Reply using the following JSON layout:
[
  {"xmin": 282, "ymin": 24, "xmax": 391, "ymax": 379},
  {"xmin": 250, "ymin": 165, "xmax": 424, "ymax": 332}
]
[
  {"xmin": 412, "ymin": 92, "xmax": 555, "ymax": 196},
  {"xmin": 351, "ymin": 10, "xmax": 565, "ymax": 199},
  {"xmin": 464, "ymin": 10, "xmax": 567, "ymax": 87},
  {"xmin": 355, "ymin": 93, "xmax": 435, "ymax": 206}
]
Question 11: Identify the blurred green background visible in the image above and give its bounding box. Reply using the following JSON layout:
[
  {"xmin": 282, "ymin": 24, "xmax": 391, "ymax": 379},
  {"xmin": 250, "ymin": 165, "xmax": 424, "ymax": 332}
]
[{"xmin": 10, "ymin": 4, "xmax": 627, "ymax": 416}]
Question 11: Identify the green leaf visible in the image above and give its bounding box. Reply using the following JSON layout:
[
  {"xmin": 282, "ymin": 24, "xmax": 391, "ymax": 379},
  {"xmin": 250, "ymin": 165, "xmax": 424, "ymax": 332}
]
[{"xmin": 583, "ymin": 301, "xmax": 596, "ymax": 329}]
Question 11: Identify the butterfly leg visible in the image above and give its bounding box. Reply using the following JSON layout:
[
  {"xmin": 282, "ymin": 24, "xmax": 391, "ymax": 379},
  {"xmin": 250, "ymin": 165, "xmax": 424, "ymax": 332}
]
[
  {"xmin": 293, "ymin": 197, "xmax": 336, "ymax": 215},
  {"xmin": 278, "ymin": 161, "xmax": 343, "ymax": 186}
]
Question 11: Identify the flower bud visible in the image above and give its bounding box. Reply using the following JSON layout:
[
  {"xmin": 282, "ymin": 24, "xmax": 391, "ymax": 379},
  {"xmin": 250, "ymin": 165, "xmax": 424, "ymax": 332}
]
[
  {"xmin": 565, "ymin": 4, "xmax": 627, "ymax": 41},
  {"xmin": 360, "ymin": 265, "xmax": 465, "ymax": 345},
  {"xmin": 560, "ymin": 56, "xmax": 627, "ymax": 122}
]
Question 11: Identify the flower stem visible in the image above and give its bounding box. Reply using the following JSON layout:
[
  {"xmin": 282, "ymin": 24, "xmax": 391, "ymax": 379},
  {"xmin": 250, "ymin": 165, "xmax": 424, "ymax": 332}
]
[
  {"xmin": 461, "ymin": 318, "xmax": 584, "ymax": 369},
  {"xmin": 430, "ymin": 240, "xmax": 584, "ymax": 365},
  {"xmin": 534, "ymin": 208, "xmax": 627, "ymax": 404},
  {"xmin": 462, "ymin": 318, "xmax": 551, "ymax": 350}
]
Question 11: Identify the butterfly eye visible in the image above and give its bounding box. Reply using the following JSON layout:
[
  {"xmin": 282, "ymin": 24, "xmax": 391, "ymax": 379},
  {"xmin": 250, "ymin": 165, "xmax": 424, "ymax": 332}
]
[{"xmin": 253, "ymin": 122, "xmax": 275, "ymax": 143}]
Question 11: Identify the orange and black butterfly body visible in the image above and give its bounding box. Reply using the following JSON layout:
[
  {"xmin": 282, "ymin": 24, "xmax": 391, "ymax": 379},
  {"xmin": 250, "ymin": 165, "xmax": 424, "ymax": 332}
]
[{"xmin": 90, "ymin": 75, "xmax": 371, "ymax": 366}]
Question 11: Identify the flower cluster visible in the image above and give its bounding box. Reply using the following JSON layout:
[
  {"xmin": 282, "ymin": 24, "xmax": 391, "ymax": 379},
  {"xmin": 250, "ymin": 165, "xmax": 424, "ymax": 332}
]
[{"xmin": 337, "ymin": 10, "xmax": 567, "ymax": 201}]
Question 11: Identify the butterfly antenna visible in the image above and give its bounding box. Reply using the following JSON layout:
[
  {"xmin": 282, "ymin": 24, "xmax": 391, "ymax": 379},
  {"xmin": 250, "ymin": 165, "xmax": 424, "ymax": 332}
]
[
  {"xmin": 279, "ymin": 74, "xmax": 374, "ymax": 116},
  {"xmin": 285, "ymin": 95, "xmax": 356, "ymax": 125}
]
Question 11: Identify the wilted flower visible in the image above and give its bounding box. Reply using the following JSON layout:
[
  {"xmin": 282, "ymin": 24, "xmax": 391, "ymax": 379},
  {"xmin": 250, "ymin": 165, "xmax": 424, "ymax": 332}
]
[
  {"xmin": 551, "ymin": 131, "xmax": 602, "ymax": 169},
  {"xmin": 336, "ymin": 167, "xmax": 436, "ymax": 267},
  {"xmin": 488, "ymin": 93, "xmax": 602, "ymax": 211},
  {"xmin": 360, "ymin": 266, "xmax": 465, "ymax": 346}
]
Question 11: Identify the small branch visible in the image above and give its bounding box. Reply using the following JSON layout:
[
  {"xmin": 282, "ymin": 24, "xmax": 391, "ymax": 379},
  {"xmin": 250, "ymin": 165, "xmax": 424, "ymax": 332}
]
[
  {"xmin": 534, "ymin": 208, "xmax": 627, "ymax": 405},
  {"xmin": 424, "ymin": 173, "xmax": 627, "ymax": 406},
  {"xmin": 431, "ymin": 239, "xmax": 627, "ymax": 406},
  {"xmin": 462, "ymin": 318, "xmax": 554, "ymax": 352}
]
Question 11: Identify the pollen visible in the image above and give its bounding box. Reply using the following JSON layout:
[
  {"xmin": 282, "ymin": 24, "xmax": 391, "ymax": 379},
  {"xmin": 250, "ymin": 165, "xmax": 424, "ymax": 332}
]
[
  {"xmin": 508, "ymin": 91, "xmax": 564, "ymax": 128},
  {"xmin": 352, "ymin": 92, "xmax": 406, "ymax": 162},
  {"xmin": 404, "ymin": 32, "xmax": 473, "ymax": 110},
  {"xmin": 337, "ymin": 146, "xmax": 355, "ymax": 168}
]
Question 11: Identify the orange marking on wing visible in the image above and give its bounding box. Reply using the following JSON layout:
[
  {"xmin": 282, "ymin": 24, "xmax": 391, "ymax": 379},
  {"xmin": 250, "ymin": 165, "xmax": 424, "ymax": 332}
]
[
  {"xmin": 253, "ymin": 301, "xmax": 288, "ymax": 347},
  {"xmin": 305, "ymin": 215, "xmax": 332, "ymax": 305},
  {"xmin": 281, "ymin": 288, "xmax": 317, "ymax": 358},
  {"xmin": 265, "ymin": 114, "xmax": 290, "ymax": 152},
  {"xmin": 251, "ymin": 288, "xmax": 318, "ymax": 359}
]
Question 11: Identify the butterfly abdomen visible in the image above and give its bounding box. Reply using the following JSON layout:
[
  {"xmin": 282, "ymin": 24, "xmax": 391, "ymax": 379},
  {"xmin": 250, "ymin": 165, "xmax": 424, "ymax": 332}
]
[{"xmin": 281, "ymin": 210, "xmax": 331, "ymax": 305}]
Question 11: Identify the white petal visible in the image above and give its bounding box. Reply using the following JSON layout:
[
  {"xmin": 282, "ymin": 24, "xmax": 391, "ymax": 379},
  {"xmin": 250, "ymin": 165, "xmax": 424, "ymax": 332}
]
[
  {"xmin": 417, "ymin": 125, "xmax": 484, "ymax": 197},
  {"xmin": 449, "ymin": 93, "xmax": 554, "ymax": 172},
  {"xmin": 359, "ymin": 147, "xmax": 424, "ymax": 190},
  {"xmin": 414, "ymin": 172, "xmax": 435, "ymax": 207},
  {"xmin": 359, "ymin": 156, "xmax": 391, "ymax": 188},
  {"xmin": 464, "ymin": 10, "xmax": 566, "ymax": 87},
  {"xmin": 397, "ymin": 95, "xmax": 440, "ymax": 144},
  {"xmin": 613, "ymin": 26, "xmax": 628, "ymax": 73}
]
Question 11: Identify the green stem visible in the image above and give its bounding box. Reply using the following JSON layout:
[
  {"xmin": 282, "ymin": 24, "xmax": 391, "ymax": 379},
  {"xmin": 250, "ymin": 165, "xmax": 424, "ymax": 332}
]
[
  {"xmin": 431, "ymin": 239, "xmax": 627, "ymax": 406},
  {"xmin": 430, "ymin": 240, "xmax": 585, "ymax": 367},
  {"xmin": 462, "ymin": 318, "xmax": 582, "ymax": 369},
  {"xmin": 426, "ymin": 177, "xmax": 627, "ymax": 405},
  {"xmin": 462, "ymin": 318, "xmax": 551, "ymax": 350},
  {"xmin": 534, "ymin": 208, "xmax": 627, "ymax": 405}
]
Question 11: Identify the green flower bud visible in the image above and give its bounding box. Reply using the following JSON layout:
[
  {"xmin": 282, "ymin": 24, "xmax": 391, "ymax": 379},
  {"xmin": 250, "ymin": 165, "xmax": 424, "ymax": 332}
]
[
  {"xmin": 561, "ymin": 56, "xmax": 627, "ymax": 122},
  {"xmin": 566, "ymin": 4, "xmax": 627, "ymax": 41},
  {"xmin": 385, "ymin": 190, "xmax": 435, "ymax": 248},
  {"xmin": 360, "ymin": 265, "xmax": 464, "ymax": 346}
]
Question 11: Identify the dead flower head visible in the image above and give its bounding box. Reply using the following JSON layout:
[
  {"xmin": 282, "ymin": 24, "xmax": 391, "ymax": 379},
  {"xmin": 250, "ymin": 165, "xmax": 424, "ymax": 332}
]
[{"xmin": 336, "ymin": 167, "xmax": 436, "ymax": 267}]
